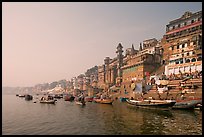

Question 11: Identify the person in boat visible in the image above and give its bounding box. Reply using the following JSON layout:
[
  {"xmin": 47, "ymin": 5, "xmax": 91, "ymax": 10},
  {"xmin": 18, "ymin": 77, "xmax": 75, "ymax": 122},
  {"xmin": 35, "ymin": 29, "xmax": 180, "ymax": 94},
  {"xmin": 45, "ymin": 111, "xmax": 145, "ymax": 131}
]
[{"xmin": 47, "ymin": 95, "xmax": 53, "ymax": 100}]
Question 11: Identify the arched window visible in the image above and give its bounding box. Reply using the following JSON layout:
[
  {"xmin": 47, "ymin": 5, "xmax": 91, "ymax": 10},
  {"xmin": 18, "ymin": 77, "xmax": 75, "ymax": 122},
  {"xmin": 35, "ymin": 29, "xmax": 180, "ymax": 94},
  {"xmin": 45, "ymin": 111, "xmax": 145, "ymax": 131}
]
[
  {"xmin": 191, "ymin": 58, "xmax": 196, "ymax": 62},
  {"xmin": 186, "ymin": 59, "xmax": 190, "ymax": 63}
]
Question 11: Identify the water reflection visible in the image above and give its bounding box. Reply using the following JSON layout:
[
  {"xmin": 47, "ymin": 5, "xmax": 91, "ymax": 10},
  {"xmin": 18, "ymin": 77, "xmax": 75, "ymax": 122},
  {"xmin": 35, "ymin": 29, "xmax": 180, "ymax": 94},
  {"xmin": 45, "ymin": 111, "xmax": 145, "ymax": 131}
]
[{"xmin": 124, "ymin": 101, "xmax": 202, "ymax": 135}]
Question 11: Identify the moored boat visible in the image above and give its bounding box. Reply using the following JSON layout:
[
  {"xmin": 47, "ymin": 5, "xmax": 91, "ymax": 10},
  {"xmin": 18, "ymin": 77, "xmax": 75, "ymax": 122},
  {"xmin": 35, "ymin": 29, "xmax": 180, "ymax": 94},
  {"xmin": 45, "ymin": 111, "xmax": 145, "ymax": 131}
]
[
  {"xmin": 172, "ymin": 99, "xmax": 202, "ymax": 110},
  {"xmin": 40, "ymin": 100, "xmax": 56, "ymax": 104},
  {"xmin": 85, "ymin": 96, "xmax": 93, "ymax": 102},
  {"xmin": 126, "ymin": 99, "xmax": 176, "ymax": 109},
  {"xmin": 54, "ymin": 94, "xmax": 63, "ymax": 99},
  {"xmin": 18, "ymin": 94, "xmax": 25, "ymax": 97},
  {"xmin": 126, "ymin": 99, "xmax": 141, "ymax": 105},
  {"xmin": 39, "ymin": 96, "xmax": 56, "ymax": 104},
  {"xmin": 93, "ymin": 98, "xmax": 113, "ymax": 104},
  {"xmin": 64, "ymin": 95, "xmax": 75, "ymax": 101},
  {"xmin": 25, "ymin": 94, "xmax": 33, "ymax": 101}
]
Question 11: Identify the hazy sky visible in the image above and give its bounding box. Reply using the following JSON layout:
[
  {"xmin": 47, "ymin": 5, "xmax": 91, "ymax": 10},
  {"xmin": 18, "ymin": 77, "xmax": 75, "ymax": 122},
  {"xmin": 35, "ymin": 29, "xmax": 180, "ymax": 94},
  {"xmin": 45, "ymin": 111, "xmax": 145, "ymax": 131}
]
[{"xmin": 2, "ymin": 2, "xmax": 202, "ymax": 87}]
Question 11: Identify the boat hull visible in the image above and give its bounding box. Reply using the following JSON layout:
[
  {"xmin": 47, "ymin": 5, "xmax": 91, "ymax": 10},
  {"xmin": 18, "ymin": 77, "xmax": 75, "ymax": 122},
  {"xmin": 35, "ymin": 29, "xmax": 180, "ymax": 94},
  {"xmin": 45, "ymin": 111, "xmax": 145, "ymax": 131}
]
[
  {"xmin": 40, "ymin": 100, "xmax": 56, "ymax": 104},
  {"xmin": 94, "ymin": 99, "xmax": 113, "ymax": 104},
  {"xmin": 85, "ymin": 97, "xmax": 93, "ymax": 102},
  {"xmin": 126, "ymin": 99, "xmax": 176, "ymax": 109},
  {"xmin": 25, "ymin": 94, "xmax": 33, "ymax": 101},
  {"xmin": 64, "ymin": 96, "xmax": 75, "ymax": 101},
  {"xmin": 172, "ymin": 100, "xmax": 202, "ymax": 109}
]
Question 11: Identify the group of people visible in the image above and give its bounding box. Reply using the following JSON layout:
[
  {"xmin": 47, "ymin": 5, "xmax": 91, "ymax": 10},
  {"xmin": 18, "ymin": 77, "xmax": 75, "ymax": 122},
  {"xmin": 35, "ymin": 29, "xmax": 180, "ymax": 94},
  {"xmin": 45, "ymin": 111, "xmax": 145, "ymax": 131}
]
[
  {"xmin": 167, "ymin": 70, "xmax": 202, "ymax": 81},
  {"xmin": 40, "ymin": 95, "xmax": 54, "ymax": 101}
]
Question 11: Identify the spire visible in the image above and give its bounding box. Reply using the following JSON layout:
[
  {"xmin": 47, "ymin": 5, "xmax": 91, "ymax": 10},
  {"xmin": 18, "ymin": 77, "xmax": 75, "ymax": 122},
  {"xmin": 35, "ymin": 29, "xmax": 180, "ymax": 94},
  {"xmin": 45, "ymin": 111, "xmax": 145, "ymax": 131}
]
[
  {"xmin": 131, "ymin": 44, "xmax": 135, "ymax": 50},
  {"xmin": 116, "ymin": 43, "xmax": 123, "ymax": 53},
  {"xmin": 131, "ymin": 44, "xmax": 135, "ymax": 55},
  {"xmin": 117, "ymin": 43, "xmax": 123, "ymax": 50},
  {"xmin": 139, "ymin": 43, "xmax": 142, "ymax": 51}
]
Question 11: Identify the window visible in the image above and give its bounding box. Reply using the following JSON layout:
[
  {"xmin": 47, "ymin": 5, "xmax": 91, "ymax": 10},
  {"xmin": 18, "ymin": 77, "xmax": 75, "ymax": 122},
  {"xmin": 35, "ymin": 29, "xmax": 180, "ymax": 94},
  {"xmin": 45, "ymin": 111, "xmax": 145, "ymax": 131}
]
[
  {"xmin": 184, "ymin": 22, "xmax": 187, "ymax": 25},
  {"xmin": 178, "ymin": 24, "xmax": 180, "ymax": 28},
  {"xmin": 186, "ymin": 59, "xmax": 190, "ymax": 63},
  {"xmin": 173, "ymin": 26, "xmax": 175, "ymax": 29},
  {"xmin": 187, "ymin": 53, "xmax": 189, "ymax": 56},
  {"xmin": 191, "ymin": 20, "xmax": 194, "ymax": 23},
  {"xmin": 192, "ymin": 51, "xmax": 195, "ymax": 54},
  {"xmin": 197, "ymin": 56, "xmax": 202, "ymax": 61},
  {"xmin": 191, "ymin": 58, "xmax": 196, "ymax": 62},
  {"xmin": 182, "ymin": 44, "xmax": 185, "ymax": 48},
  {"xmin": 177, "ymin": 45, "xmax": 179, "ymax": 49}
]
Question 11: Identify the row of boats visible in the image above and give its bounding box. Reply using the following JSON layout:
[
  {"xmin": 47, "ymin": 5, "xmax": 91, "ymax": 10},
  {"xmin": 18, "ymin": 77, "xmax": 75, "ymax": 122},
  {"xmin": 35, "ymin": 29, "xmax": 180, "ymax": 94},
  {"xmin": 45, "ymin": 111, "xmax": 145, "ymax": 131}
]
[
  {"xmin": 16, "ymin": 93, "xmax": 114, "ymax": 105},
  {"xmin": 16, "ymin": 93, "xmax": 202, "ymax": 110},
  {"xmin": 125, "ymin": 97, "xmax": 202, "ymax": 110}
]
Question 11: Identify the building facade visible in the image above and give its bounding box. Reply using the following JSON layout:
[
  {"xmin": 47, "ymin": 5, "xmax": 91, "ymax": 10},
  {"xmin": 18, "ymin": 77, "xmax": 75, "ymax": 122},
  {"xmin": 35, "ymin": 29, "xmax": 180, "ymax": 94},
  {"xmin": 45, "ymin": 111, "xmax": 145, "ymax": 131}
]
[
  {"xmin": 164, "ymin": 11, "xmax": 202, "ymax": 76},
  {"xmin": 121, "ymin": 39, "xmax": 162, "ymax": 97}
]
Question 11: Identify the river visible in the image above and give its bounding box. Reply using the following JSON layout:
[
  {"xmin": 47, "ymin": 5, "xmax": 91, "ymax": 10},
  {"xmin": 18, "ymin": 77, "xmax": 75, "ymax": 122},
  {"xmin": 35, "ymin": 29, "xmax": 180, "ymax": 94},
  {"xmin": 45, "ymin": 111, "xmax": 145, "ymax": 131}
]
[{"xmin": 2, "ymin": 94, "xmax": 202, "ymax": 135}]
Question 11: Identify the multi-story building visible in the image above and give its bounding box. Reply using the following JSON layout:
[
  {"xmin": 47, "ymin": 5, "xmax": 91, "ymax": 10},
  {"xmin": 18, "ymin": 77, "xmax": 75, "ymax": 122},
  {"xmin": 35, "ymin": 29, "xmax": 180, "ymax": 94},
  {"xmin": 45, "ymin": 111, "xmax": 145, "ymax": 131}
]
[
  {"xmin": 77, "ymin": 74, "xmax": 85, "ymax": 91},
  {"xmin": 163, "ymin": 11, "xmax": 202, "ymax": 76},
  {"xmin": 97, "ymin": 40, "xmax": 162, "ymax": 94},
  {"xmin": 85, "ymin": 66, "xmax": 98, "ymax": 83},
  {"xmin": 97, "ymin": 43, "xmax": 124, "ymax": 90},
  {"xmin": 97, "ymin": 64, "xmax": 106, "ymax": 89},
  {"xmin": 121, "ymin": 39, "xmax": 162, "ymax": 96},
  {"xmin": 71, "ymin": 77, "xmax": 78, "ymax": 90}
]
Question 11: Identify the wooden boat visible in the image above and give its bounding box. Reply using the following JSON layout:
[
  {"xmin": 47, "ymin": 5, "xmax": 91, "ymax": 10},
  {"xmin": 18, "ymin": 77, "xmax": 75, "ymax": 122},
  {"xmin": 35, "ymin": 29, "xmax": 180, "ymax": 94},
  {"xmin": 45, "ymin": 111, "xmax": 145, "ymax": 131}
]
[
  {"xmin": 195, "ymin": 103, "xmax": 202, "ymax": 110},
  {"xmin": 94, "ymin": 98, "xmax": 113, "ymax": 104},
  {"xmin": 64, "ymin": 95, "xmax": 75, "ymax": 101},
  {"xmin": 40, "ymin": 96, "xmax": 56, "ymax": 104},
  {"xmin": 126, "ymin": 99, "xmax": 176, "ymax": 109},
  {"xmin": 40, "ymin": 100, "xmax": 56, "ymax": 104},
  {"xmin": 18, "ymin": 94, "xmax": 25, "ymax": 97},
  {"xmin": 172, "ymin": 99, "xmax": 202, "ymax": 110},
  {"xmin": 85, "ymin": 96, "xmax": 93, "ymax": 102},
  {"xmin": 126, "ymin": 99, "xmax": 141, "ymax": 105},
  {"xmin": 54, "ymin": 94, "xmax": 63, "ymax": 99},
  {"xmin": 25, "ymin": 94, "xmax": 33, "ymax": 101}
]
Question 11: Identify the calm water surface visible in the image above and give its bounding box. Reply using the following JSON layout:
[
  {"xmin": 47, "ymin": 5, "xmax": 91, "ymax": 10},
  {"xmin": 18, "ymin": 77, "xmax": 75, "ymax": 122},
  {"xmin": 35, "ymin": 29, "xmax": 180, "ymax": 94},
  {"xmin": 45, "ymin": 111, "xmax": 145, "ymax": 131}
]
[{"xmin": 2, "ymin": 94, "xmax": 202, "ymax": 135}]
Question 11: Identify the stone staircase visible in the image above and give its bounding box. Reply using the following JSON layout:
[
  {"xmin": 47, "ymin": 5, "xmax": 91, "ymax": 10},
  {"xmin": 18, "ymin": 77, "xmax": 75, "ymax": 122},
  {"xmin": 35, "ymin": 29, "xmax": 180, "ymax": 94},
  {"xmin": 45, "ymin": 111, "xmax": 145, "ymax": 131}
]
[{"xmin": 143, "ymin": 78, "xmax": 202, "ymax": 100}]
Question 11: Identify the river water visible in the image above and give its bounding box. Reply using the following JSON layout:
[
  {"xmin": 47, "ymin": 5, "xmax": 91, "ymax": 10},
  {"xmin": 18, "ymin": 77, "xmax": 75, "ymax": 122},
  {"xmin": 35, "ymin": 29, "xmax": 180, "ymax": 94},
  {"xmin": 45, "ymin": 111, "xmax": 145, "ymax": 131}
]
[{"xmin": 2, "ymin": 94, "xmax": 202, "ymax": 135}]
